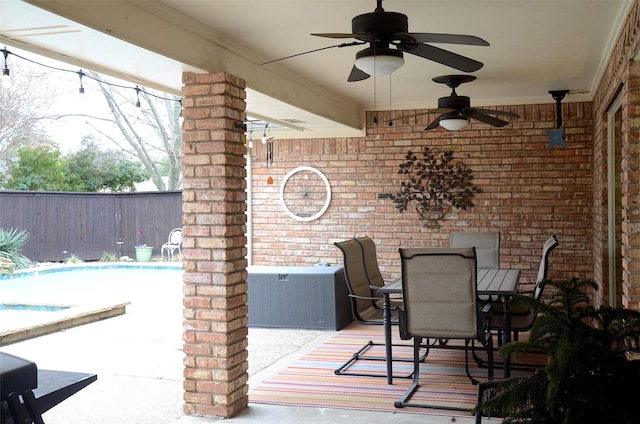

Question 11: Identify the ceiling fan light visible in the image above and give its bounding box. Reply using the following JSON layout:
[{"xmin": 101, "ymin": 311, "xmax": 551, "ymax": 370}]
[
  {"xmin": 440, "ymin": 116, "xmax": 468, "ymax": 131},
  {"xmin": 355, "ymin": 48, "xmax": 404, "ymax": 76}
]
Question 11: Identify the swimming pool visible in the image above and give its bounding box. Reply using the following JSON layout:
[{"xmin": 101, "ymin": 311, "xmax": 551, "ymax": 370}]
[{"xmin": 0, "ymin": 263, "xmax": 183, "ymax": 346}]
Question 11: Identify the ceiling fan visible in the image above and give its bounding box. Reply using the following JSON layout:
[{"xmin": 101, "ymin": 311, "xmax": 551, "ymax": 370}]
[
  {"xmin": 425, "ymin": 75, "xmax": 519, "ymax": 130},
  {"xmin": 263, "ymin": 0, "xmax": 490, "ymax": 81}
]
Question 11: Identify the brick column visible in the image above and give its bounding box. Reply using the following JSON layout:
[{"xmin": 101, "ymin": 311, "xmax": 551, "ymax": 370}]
[
  {"xmin": 181, "ymin": 72, "xmax": 248, "ymax": 417},
  {"xmin": 623, "ymin": 61, "xmax": 640, "ymax": 310}
]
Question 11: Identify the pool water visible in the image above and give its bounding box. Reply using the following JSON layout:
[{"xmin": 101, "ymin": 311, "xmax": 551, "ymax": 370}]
[
  {"xmin": 0, "ymin": 264, "xmax": 183, "ymax": 345},
  {"xmin": 0, "ymin": 304, "xmax": 70, "ymax": 311}
]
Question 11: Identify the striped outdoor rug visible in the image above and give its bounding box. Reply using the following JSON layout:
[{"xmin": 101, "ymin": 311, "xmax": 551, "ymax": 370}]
[{"xmin": 249, "ymin": 322, "xmax": 540, "ymax": 417}]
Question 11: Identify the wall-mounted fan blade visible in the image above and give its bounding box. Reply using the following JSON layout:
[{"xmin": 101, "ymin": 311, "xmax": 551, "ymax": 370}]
[
  {"xmin": 465, "ymin": 109, "xmax": 509, "ymax": 127},
  {"xmin": 397, "ymin": 42, "xmax": 483, "ymax": 72},
  {"xmin": 348, "ymin": 65, "xmax": 370, "ymax": 82},
  {"xmin": 406, "ymin": 33, "xmax": 490, "ymax": 46},
  {"xmin": 472, "ymin": 108, "xmax": 519, "ymax": 118}
]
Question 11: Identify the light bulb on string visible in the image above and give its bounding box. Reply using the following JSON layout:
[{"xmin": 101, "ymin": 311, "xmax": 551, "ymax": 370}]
[
  {"xmin": 77, "ymin": 70, "xmax": 85, "ymax": 95},
  {"xmin": 1, "ymin": 47, "xmax": 11, "ymax": 89},
  {"xmin": 134, "ymin": 85, "xmax": 141, "ymax": 108}
]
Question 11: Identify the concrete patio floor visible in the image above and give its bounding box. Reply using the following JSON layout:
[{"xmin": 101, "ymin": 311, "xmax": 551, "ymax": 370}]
[{"xmin": 0, "ymin": 265, "xmax": 496, "ymax": 423}]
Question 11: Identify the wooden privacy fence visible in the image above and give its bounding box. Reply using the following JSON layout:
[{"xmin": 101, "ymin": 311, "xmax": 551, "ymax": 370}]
[{"xmin": 0, "ymin": 191, "xmax": 183, "ymax": 262}]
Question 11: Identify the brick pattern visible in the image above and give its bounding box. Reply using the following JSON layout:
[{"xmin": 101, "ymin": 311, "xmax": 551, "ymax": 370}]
[
  {"xmin": 250, "ymin": 102, "xmax": 593, "ymax": 294},
  {"xmin": 591, "ymin": 1, "xmax": 640, "ymax": 309},
  {"xmin": 181, "ymin": 72, "xmax": 248, "ymax": 418}
]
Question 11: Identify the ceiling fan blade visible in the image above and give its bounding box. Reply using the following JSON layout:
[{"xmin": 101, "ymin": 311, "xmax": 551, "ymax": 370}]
[
  {"xmin": 312, "ymin": 33, "xmax": 377, "ymax": 41},
  {"xmin": 466, "ymin": 109, "xmax": 509, "ymax": 127},
  {"xmin": 348, "ymin": 65, "xmax": 370, "ymax": 82},
  {"xmin": 404, "ymin": 33, "xmax": 490, "ymax": 46},
  {"xmin": 398, "ymin": 108, "xmax": 451, "ymax": 121},
  {"xmin": 397, "ymin": 42, "xmax": 484, "ymax": 72},
  {"xmin": 472, "ymin": 108, "xmax": 520, "ymax": 118},
  {"xmin": 260, "ymin": 41, "xmax": 366, "ymax": 65},
  {"xmin": 425, "ymin": 116, "xmax": 442, "ymax": 130}
]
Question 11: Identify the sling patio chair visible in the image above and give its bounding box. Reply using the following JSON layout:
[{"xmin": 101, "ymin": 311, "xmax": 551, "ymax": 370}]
[
  {"xmin": 491, "ymin": 234, "xmax": 559, "ymax": 342},
  {"xmin": 355, "ymin": 236, "xmax": 401, "ymax": 301},
  {"xmin": 394, "ymin": 247, "xmax": 494, "ymax": 411},
  {"xmin": 475, "ymin": 236, "xmax": 559, "ymax": 423},
  {"xmin": 333, "ymin": 238, "xmax": 425, "ymax": 379},
  {"xmin": 450, "ymin": 231, "xmax": 500, "ymax": 270}
]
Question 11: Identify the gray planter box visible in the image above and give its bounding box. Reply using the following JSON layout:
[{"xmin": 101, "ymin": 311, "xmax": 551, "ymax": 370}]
[{"xmin": 247, "ymin": 265, "xmax": 352, "ymax": 330}]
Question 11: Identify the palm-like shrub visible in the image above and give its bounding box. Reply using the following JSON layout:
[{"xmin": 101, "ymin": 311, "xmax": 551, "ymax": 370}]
[
  {"xmin": 476, "ymin": 277, "xmax": 640, "ymax": 423},
  {"xmin": 0, "ymin": 228, "xmax": 31, "ymax": 269}
]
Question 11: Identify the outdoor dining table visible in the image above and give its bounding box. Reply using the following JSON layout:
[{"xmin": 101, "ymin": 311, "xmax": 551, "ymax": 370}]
[{"xmin": 378, "ymin": 268, "xmax": 521, "ymax": 384}]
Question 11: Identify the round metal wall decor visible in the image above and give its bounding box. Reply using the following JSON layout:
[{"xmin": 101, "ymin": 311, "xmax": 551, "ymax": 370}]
[{"xmin": 279, "ymin": 166, "xmax": 331, "ymax": 222}]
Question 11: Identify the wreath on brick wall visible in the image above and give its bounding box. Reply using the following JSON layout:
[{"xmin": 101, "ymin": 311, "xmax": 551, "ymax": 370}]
[{"xmin": 390, "ymin": 147, "xmax": 480, "ymax": 227}]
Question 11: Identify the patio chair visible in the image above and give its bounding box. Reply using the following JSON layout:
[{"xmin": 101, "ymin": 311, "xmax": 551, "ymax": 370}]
[
  {"xmin": 7, "ymin": 390, "xmax": 45, "ymax": 424},
  {"xmin": 355, "ymin": 236, "xmax": 401, "ymax": 300},
  {"xmin": 491, "ymin": 234, "xmax": 559, "ymax": 341},
  {"xmin": 394, "ymin": 247, "xmax": 494, "ymax": 411},
  {"xmin": 475, "ymin": 236, "xmax": 559, "ymax": 422},
  {"xmin": 450, "ymin": 231, "xmax": 500, "ymax": 269},
  {"xmin": 333, "ymin": 238, "xmax": 423, "ymax": 379},
  {"xmin": 161, "ymin": 228, "xmax": 182, "ymax": 262}
]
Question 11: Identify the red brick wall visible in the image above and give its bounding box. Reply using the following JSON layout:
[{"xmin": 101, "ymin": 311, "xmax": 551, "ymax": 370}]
[
  {"xmin": 249, "ymin": 102, "xmax": 594, "ymax": 292},
  {"xmin": 181, "ymin": 72, "xmax": 249, "ymax": 418},
  {"xmin": 591, "ymin": 1, "xmax": 640, "ymax": 309}
]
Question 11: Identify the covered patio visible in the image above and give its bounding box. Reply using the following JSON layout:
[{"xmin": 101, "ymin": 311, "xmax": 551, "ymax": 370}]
[{"xmin": 2, "ymin": 0, "xmax": 640, "ymax": 420}]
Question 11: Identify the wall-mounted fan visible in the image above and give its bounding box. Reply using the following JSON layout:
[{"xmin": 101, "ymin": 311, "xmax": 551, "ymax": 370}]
[
  {"xmin": 263, "ymin": 0, "xmax": 489, "ymax": 81},
  {"xmin": 425, "ymin": 75, "xmax": 519, "ymax": 130}
]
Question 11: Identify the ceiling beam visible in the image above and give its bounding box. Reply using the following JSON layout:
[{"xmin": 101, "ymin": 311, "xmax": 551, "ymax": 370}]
[{"xmin": 24, "ymin": 0, "xmax": 363, "ymax": 131}]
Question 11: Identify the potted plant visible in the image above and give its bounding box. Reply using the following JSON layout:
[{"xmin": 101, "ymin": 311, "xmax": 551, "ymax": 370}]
[
  {"xmin": 134, "ymin": 230, "xmax": 153, "ymax": 262},
  {"xmin": 475, "ymin": 277, "xmax": 640, "ymax": 423},
  {"xmin": 390, "ymin": 147, "xmax": 480, "ymax": 227}
]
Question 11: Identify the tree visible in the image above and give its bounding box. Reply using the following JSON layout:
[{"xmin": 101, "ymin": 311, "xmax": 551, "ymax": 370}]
[
  {"xmin": 1, "ymin": 139, "xmax": 149, "ymax": 192},
  {"xmin": 0, "ymin": 60, "xmax": 59, "ymax": 160},
  {"xmin": 63, "ymin": 136, "xmax": 148, "ymax": 192},
  {"xmin": 87, "ymin": 72, "xmax": 182, "ymax": 191},
  {"xmin": 2, "ymin": 144, "xmax": 66, "ymax": 191}
]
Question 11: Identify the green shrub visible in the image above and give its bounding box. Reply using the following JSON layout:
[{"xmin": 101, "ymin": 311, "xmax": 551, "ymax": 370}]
[
  {"xmin": 65, "ymin": 254, "xmax": 82, "ymax": 263},
  {"xmin": 100, "ymin": 251, "xmax": 118, "ymax": 262},
  {"xmin": 476, "ymin": 277, "xmax": 640, "ymax": 423},
  {"xmin": 0, "ymin": 228, "xmax": 31, "ymax": 269}
]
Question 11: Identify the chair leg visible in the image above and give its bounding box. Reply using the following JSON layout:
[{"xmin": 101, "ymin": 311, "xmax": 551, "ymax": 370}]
[
  {"xmin": 395, "ymin": 336, "xmax": 492, "ymax": 411},
  {"xmin": 7, "ymin": 390, "xmax": 45, "ymax": 424},
  {"xmin": 23, "ymin": 390, "xmax": 46, "ymax": 424},
  {"xmin": 394, "ymin": 337, "xmax": 422, "ymax": 408},
  {"xmin": 334, "ymin": 339, "xmax": 428, "ymax": 379}
]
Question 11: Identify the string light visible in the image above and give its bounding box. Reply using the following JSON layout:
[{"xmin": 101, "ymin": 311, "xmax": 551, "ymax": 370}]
[
  {"xmin": 1, "ymin": 47, "xmax": 10, "ymax": 89},
  {"xmin": 77, "ymin": 70, "xmax": 85, "ymax": 95},
  {"xmin": 0, "ymin": 46, "xmax": 181, "ymax": 108},
  {"xmin": 134, "ymin": 85, "xmax": 141, "ymax": 108}
]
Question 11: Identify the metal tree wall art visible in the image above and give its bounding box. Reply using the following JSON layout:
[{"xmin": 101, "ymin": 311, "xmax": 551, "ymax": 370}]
[{"xmin": 391, "ymin": 147, "xmax": 480, "ymax": 227}]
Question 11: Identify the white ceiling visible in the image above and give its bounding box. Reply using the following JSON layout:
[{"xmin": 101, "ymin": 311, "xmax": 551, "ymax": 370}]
[{"xmin": 0, "ymin": 0, "xmax": 634, "ymax": 139}]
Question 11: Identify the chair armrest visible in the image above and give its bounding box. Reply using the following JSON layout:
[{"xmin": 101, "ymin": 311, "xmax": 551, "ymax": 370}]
[
  {"xmin": 481, "ymin": 303, "xmax": 492, "ymax": 314},
  {"xmin": 348, "ymin": 294, "xmax": 382, "ymax": 301}
]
